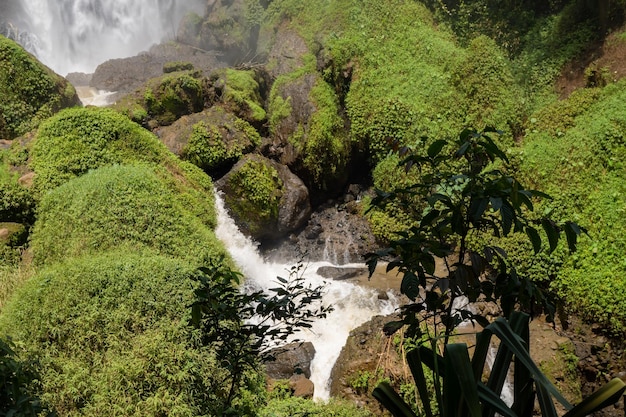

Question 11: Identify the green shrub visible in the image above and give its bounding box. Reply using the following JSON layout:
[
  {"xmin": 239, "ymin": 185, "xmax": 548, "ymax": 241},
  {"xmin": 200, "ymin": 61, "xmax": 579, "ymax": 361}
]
[
  {"xmin": 30, "ymin": 164, "xmax": 226, "ymax": 266},
  {"xmin": 0, "ymin": 36, "xmax": 80, "ymax": 140},
  {"xmin": 0, "ymin": 181, "xmax": 35, "ymax": 225},
  {"xmin": 259, "ymin": 396, "xmax": 372, "ymax": 417},
  {"xmin": 0, "ymin": 252, "xmax": 243, "ymax": 416}
]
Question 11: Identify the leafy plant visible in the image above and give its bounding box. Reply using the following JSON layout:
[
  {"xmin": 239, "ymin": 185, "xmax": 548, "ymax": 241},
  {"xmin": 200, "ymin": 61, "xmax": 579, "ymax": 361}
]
[
  {"xmin": 367, "ymin": 127, "xmax": 584, "ymax": 342},
  {"xmin": 373, "ymin": 311, "xmax": 626, "ymax": 417},
  {"xmin": 189, "ymin": 258, "xmax": 332, "ymax": 415},
  {"xmin": 0, "ymin": 337, "xmax": 55, "ymax": 416}
]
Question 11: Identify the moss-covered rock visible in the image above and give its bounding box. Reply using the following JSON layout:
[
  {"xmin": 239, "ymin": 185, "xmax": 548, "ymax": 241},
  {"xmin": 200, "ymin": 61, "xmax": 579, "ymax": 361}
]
[
  {"xmin": 268, "ymin": 66, "xmax": 350, "ymax": 198},
  {"xmin": 209, "ymin": 68, "xmax": 267, "ymax": 125},
  {"xmin": 0, "ymin": 252, "xmax": 230, "ymax": 416},
  {"xmin": 143, "ymin": 70, "xmax": 205, "ymax": 126},
  {"xmin": 0, "ymin": 35, "xmax": 80, "ymax": 140},
  {"xmin": 30, "ymin": 164, "xmax": 225, "ymax": 267},
  {"xmin": 159, "ymin": 106, "xmax": 260, "ymax": 175},
  {"xmin": 218, "ymin": 155, "xmax": 311, "ymax": 241}
]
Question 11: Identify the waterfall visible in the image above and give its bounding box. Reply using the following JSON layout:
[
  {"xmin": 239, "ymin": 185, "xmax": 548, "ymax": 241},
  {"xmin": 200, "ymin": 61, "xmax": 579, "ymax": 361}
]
[
  {"xmin": 1, "ymin": 0, "xmax": 205, "ymax": 75},
  {"xmin": 214, "ymin": 191, "xmax": 400, "ymax": 400}
]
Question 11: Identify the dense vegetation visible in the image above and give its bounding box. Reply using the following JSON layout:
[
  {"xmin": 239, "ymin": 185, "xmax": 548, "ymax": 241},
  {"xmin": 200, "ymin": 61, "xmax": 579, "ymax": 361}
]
[{"xmin": 2, "ymin": 0, "xmax": 626, "ymax": 414}]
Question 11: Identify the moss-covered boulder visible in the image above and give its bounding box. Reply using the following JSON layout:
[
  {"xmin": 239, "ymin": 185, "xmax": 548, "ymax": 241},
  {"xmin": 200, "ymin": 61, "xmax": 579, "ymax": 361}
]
[
  {"xmin": 30, "ymin": 164, "xmax": 225, "ymax": 267},
  {"xmin": 159, "ymin": 106, "xmax": 260, "ymax": 175},
  {"xmin": 0, "ymin": 35, "xmax": 80, "ymax": 140},
  {"xmin": 217, "ymin": 155, "xmax": 311, "ymax": 241},
  {"xmin": 208, "ymin": 68, "xmax": 268, "ymax": 126},
  {"xmin": 0, "ymin": 252, "xmax": 229, "ymax": 416},
  {"xmin": 268, "ymin": 67, "xmax": 350, "ymax": 199}
]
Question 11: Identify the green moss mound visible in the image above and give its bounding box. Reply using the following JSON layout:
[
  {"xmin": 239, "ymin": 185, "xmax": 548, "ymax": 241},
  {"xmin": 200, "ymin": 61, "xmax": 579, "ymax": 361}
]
[
  {"xmin": 213, "ymin": 68, "xmax": 267, "ymax": 124},
  {"xmin": 181, "ymin": 107, "xmax": 261, "ymax": 173},
  {"xmin": 260, "ymin": 397, "xmax": 372, "ymax": 416},
  {"xmin": 30, "ymin": 164, "xmax": 225, "ymax": 267},
  {"xmin": 0, "ymin": 252, "xmax": 227, "ymax": 416},
  {"xmin": 0, "ymin": 35, "xmax": 80, "ymax": 140},
  {"xmin": 31, "ymin": 107, "xmax": 166, "ymax": 192}
]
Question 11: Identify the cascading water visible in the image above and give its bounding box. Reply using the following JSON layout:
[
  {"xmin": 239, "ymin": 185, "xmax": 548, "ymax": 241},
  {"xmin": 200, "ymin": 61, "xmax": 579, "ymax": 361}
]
[
  {"xmin": 214, "ymin": 192, "xmax": 400, "ymax": 399},
  {"xmin": 0, "ymin": 0, "xmax": 205, "ymax": 75}
]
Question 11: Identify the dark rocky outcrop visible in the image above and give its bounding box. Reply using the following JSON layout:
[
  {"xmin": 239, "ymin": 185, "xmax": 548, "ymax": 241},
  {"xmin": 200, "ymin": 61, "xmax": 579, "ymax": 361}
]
[{"xmin": 264, "ymin": 341, "xmax": 316, "ymax": 379}]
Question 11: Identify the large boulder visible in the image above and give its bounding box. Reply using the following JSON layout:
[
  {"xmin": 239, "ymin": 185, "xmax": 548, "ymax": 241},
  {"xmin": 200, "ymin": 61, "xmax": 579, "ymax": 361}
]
[
  {"xmin": 157, "ymin": 106, "xmax": 261, "ymax": 175},
  {"xmin": 0, "ymin": 35, "xmax": 80, "ymax": 140},
  {"xmin": 266, "ymin": 70, "xmax": 350, "ymax": 203},
  {"xmin": 264, "ymin": 342, "xmax": 316, "ymax": 380},
  {"xmin": 217, "ymin": 154, "xmax": 311, "ymax": 241}
]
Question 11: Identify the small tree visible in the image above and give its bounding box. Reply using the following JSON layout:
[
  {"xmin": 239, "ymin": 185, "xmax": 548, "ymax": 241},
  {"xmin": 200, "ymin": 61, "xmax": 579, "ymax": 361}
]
[
  {"xmin": 364, "ymin": 128, "xmax": 626, "ymax": 417},
  {"xmin": 367, "ymin": 127, "xmax": 583, "ymax": 342},
  {"xmin": 189, "ymin": 258, "xmax": 332, "ymax": 415}
]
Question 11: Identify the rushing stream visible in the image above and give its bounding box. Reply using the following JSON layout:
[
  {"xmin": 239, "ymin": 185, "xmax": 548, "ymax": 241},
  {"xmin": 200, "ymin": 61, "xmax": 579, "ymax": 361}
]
[
  {"xmin": 214, "ymin": 191, "xmax": 400, "ymax": 399},
  {"xmin": 1, "ymin": 0, "xmax": 205, "ymax": 75}
]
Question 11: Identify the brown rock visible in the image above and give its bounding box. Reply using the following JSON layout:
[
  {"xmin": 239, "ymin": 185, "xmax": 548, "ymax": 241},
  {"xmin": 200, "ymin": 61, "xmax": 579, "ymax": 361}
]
[{"xmin": 289, "ymin": 374, "xmax": 314, "ymax": 399}]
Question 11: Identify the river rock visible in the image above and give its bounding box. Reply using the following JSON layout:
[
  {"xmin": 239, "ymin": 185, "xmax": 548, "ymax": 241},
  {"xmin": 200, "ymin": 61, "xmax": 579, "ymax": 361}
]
[
  {"xmin": 264, "ymin": 341, "xmax": 316, "ymax": 379},
  {"xmin": 217, "ymin": 155, "xmax": 311, "ymax": 241},
  {"xmin": 266, "ymin": 26, "xmax": 310, "ymax": 79},
  {"xmin": 289, "ymin": 374, "xmax": 315, "ymax": 399},
  {"xmin": 316, "ymin": 266, "xmax": 368, "ymax": 280}
]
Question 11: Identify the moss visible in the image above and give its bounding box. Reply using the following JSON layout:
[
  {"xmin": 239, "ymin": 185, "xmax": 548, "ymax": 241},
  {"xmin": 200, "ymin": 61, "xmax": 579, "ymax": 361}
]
[
  {"xmin": 30, "ymin": 164, "xmax": 226, "ymax": 267},
  {"xmin": 224, "ymin": 156, "xmax": 283, "ymax": 236},
  {"xmin": 142, "ymin": 70, "xmax": 205, "ymax": 126},
  {"xmin": 0, "ymin": 36, "xmax": 80, "ymax": 139},
  {"xmin": 212, "ymin": 69, "xmax": 267, "ymax": 123},
  {"xmin": 163, "ymin": 61, "xmax": 194, "ymax": 73},
  {"xmin": 0, "ymin": 252, "xmax": 229, "ymax": 416},
  {"xmin": 529, "ymin": 88, "xmax": 601, "ymax": 137},
  {"xmin": 0, "ymin": 180, "xmax": 36, "ymax": 225},
  {"xmin": 181, "ymin": 107, "xmax": 261, "ymax": 173}
]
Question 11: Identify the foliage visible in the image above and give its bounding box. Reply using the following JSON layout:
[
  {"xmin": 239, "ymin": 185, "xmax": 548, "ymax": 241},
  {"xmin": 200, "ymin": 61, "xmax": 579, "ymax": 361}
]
[
  {"xmin": 0, "ymin": 252, "xmax": 238, "ymax": 416},
  {"xmin": 0, "ymin": 181, "xmax": 35, "ymax": 225},
  {"xmin": 0, "ymin": 35, "xmax": 79, "ymax": 140},
  {"xmin": 367, "ymin": 128, "xmax": 584, "ymax": 343},
  {"xmin": 30, "ymin": 164, "xmax": 226, "ymax": 266},
  {"xmin": 189, "ymin": 259, "xmax": 332, "ymax": 415},
  {"xmin": 0, "ymin": 337, "xmax": 54, "ymax": 417},
  {"xmin": 259, "ymin": 396, "xmax": 373, "ymax": 416},
  {"xmin": 373, "ymin": 312, "xmax": 626, "ymax": 417},
  {"xmin": 519, "ymin": 79, "xmax": 626, "ymax": 334},
  {"xmin": 31, "ymin": 107, "xmax": 165, "ymax": 192},
  {"xmin": 223, "ymin": 156, "xmax": 284, "ymax": 236}
]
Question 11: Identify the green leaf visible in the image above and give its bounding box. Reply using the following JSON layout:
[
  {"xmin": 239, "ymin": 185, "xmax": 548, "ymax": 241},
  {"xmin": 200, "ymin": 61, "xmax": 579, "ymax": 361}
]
[
  {"xmin": 373, "ymin": 381, "xmax": 419, "ymax": 417},
  {"xmin": 564, "ymin": 378, "xmax": 626, "ymax": 417},
  {"xmin": 401, "ymin": 271, "xmax": 421, "ymax": 301},
  {"xmin": 445, "ymin": 344, "xmax": 482, "ymax": 417},
  {"xmin": 407, "ymin": 348, "xmax": 435, "ymax": 417},
  {"xmin": 525, "ymin": 227, "xmax": 542, "ymax": 254},
  {"xmin": 428, "ymin": 140, "xmax": 448, "ymax": 158},
  {"xmin": 541, "ymin": 218, "xmax": 560, "ymax": 253}
]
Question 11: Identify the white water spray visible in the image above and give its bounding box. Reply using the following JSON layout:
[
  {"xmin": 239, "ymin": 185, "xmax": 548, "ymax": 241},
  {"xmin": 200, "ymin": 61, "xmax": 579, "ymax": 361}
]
[
  {"xmin": 214, "ymin": 192, "xmax": 399, "ymax": 399},
  {"xmin": 2, "ymin": 0, "xmax": 205, "ymax": 75}
]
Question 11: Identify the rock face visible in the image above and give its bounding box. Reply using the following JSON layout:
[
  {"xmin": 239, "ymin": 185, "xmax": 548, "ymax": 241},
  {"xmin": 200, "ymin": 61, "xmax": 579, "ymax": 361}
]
[
  {"xmin": 90, "ymin": 43, "xmax": 223, "ymax": 95},
  {"xmin": 264, "ymin": 185, "xmax": 378, "ymax": 264}
]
